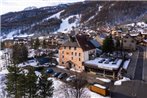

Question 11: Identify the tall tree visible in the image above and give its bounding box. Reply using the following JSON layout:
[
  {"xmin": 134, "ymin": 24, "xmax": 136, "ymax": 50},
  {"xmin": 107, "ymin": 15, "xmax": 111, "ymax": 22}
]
[
  {"xmin": 34, "ymin": 38, "xmax": 40, "ymax": 49},
  {"xmin": 6, "ymin": 64, "xmax": 25, "ymax": 98},
  {"xmin": 42, "ymin": 39, "xmax": 47, "ymax": 49},
  {"xmin": 102, "ymin": 35, "xmax": 115, "ymax": 53},
  {"xmin": 12, "ymin": 44, "xmax": 28, "ymax": 64},
  {"xmin": 25, "ymin": 67, "xmax": 38, "ymax": 98},
  {"xmin": 37, "ymin": 75, "xmax": 54, "ymax": 98}
]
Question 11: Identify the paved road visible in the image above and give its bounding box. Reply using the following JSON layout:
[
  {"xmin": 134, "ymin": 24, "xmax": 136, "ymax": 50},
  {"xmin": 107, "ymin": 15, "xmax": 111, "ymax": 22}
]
[
  {"xmin": 111, "ymin": 80, "xmax": 147, "ymax": 98},
  {"xmin": 143, "ymin": 46, "xmax": 147, "ymax": 82},
  {"xmin": 134, "ymin": 46, "xmax": 144, "ymax": 80}
]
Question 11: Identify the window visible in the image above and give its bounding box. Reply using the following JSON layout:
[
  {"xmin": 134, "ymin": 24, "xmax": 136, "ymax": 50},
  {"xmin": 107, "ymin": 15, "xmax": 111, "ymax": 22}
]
[
  {"xmin": 69, "ymin": 46, "xmax": 71, "ymax": 50},
  {"xmin": 132, "ymin": 40, "xmax": 134, "ymax": 43},
  {"xmin": 79, "ymin": 53, "xmax": 81, "ymax": 56},
  {"xmin": 62, "ymin": 55, "xmax": 64, "ymax": 58},
  {"xmin": 71, "ymin": 57, "xmax": 73, "ymax": 60},
  {"xmin": 62, "ymin": 51, "xmax": 64, "ymax": 54},
  {"xmin": 72, "ymin": 52, "xmax": 73, "ymax": 55},
  {"xmin": 79, "ymin": 58, "xmax": 81, "ymax": 61},
  {"xmin": 74, "ymin": 47, "xmax": 76, "ymax": 50},
  {"xmin": 75, "ymin": 52, "xmax": 77, "ymax": 56},
  {"xmin": 124, "ymin": 40, "xmax": 126, "ymax": 43},
  {"xmin": 64, "ymin": 47, "xmax": 66, "ymax": 49},
  {"xmin": 62, "ymin": 62, "xmax": 64, "ymax": 64}
]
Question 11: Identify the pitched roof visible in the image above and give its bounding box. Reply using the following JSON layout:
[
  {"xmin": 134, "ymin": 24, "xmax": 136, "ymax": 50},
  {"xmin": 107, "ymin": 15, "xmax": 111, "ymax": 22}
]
[
  {"xmin": 76, "ymin": 34, "xmax": 95, "ymax": 51},
  {"xmin": 61, "ymin": 41, "xmax": 79, "ymax": 47}
]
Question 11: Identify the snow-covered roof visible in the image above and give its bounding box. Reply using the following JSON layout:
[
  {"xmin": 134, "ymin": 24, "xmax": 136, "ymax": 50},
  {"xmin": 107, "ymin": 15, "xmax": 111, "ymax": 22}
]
[
  {"xmin": 94, "ymin": 84, "xmax": 106, "ymax": 89},
  {"xmin": 85, "ymin": 58, "xmax": 123, "ymax": 70},
  {"xmin": 123, "ymin": 59, "xmax": 130, "ymax": 70}
]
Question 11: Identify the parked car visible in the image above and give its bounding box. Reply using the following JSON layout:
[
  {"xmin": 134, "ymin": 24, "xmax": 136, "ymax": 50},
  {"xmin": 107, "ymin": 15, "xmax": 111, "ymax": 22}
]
[
  {"xmin": 66, "ymin": 75, "xmax": 76, "ymax": 82},
  {"xmin": 58, "ymin": 73, "xmax": 68, "ymax": 79},
  {"xmin": 52, "ymin": 72, "xmax": 61, "ymax": 77},
  {"xmin": 45, "ymin": 68, "xmax": 54, "ymax": 74}
]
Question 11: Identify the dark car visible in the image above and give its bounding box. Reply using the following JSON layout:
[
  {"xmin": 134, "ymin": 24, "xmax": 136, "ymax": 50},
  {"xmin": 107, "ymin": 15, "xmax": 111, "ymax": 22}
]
[
  {"xmin": 52, "ymin": 72, "xmax": 61, "ymax": 77},
  {"xmin": 45, "ymin": 68, "xmax": 54, "ymax": 74},
  {"xmin": 58, "ymin": 73, "xmax": 68, "ymax": 79}
]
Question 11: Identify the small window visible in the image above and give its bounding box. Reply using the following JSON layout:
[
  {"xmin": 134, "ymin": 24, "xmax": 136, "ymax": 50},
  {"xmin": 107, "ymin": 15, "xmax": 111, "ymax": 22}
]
[
  {"xmin": 72, "ymin": 52, "xmax": 73, "ymax": 55},
  {"xmin": 64, "ymin": 47, "xmax": 66, "ymax": 49},
  {"xmin": 132, "ymin": 40, "xmax": 134, "ymax": 43},
  {"xmin": 79, "ymin": 53, "xmax": 81, "ymax": 56},
  {"xmin": 71, "ymin": 57, "xmax": 73, "ymax": 60},
  {"xmin": 62, "ymin": 55, "xmax": 64, "ymax": 58},
  {"xmin": 74, "ymin": 47, "xmax": 76, "ymax": 50},
  {"xmin": 69, "ymin": 46, "xmax": 71, "ymax": 50},
  {"xmin": 75, "ymin": 52, "xmax": 77, "ymax": 56},
  {"xmin": 79, "ymin": 58, "xmax": 81, "ymax": 61},
  {"xmin": 62, "ymin": 62, "xmax": 64, "ymax": 64},
  {"xmin": 62, "ymin": 51, "xmax": 64, "ymax": 54},
  {"xmin": 124, "ymin": 40, "xmax": 126, "ymax": 43}
]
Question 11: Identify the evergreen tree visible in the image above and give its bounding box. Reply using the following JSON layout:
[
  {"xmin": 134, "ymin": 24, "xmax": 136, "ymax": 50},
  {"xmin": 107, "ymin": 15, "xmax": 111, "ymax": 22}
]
[
  {"xmin": 25, "ymin": 67, "xmax": 38, "ymax": 98},
  {"xmin": 37, "ymin": 75, "xmax": 54, "ymax": 98},
  {"xmin": 42, "ymin": 39, "xmax": 47, "ymax": 49},
  {"xmin": 34, "ymin": 38, "xmax": 40, "ymax": 49},
  {"xmin": 6, "ymin": 64, "xmax": 24, "ymax": 98},
  {"xmin": 115, "ymin": 38, "xmax": 121, "ymax": 50},
  {"xmin": 102, "ymin": 35, "xmax": 115, "ymax": 53},
  {"xmin": 12, "ymin": 44, "xmax": 28, "ymax": 64}
]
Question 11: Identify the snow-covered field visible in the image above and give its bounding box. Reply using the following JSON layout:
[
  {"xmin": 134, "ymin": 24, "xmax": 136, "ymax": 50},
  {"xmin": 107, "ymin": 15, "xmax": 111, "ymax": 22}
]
[{"xmin": 48, "ymin": 77, "xmax": 110, "ymax": 98}]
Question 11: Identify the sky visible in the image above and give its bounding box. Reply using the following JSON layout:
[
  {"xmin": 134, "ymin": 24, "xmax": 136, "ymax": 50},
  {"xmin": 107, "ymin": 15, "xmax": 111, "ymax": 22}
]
[{"xmin": 0, "ymin": 0, "xmax": 84, "ymax": 15}]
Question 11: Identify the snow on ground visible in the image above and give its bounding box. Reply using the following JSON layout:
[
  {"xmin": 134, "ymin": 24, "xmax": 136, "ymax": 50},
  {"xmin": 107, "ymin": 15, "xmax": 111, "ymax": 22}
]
[
  {"xmin": 57, "ymin": 15, "xmax": 79, "ymax": 33},
  {"xmin": 114, "ymin": 77, "xmax": 130, "ymax": 86},
  {"xmin": 85, "ymin": 58, "xmax": 123, "ymax": 70},
  {"xmin": 18, "ymin": 60, "xmax": 38, "ymax": 67},
  {"xmin": 6, "ymin": 30, "xmax": 18, "ymax": 39},
  {"xmin": 57, "ymin": 65, "xmax": 66, "ymax": 69},
  {"xmin": 70, "ymin": 68, "xmax": 82, "ymax": 73},
  {"xmin": 96, "ymin": 77, "xmax": 111, "ymax": 83},
  {"xmin": 46, "ymin": 10, "xmax": 64, "ymax": 20},
  {"xmin": 98, "ymin": 5, "xmax": 103, "ymax": 11},
  {"xmin": 28, "ymin": 49, "xmax": 35, "ymax": 58},
  {"xmin": 48, "ymin": 77, "xmax": 110, "ymax": 98},
  {"xmin": 123, "ymin": 59, "xmax": 130, "ymax": 70},
  {"xmin": 0, "ymin": 69, "xmax": 9, "ymax": 98},
  {"xmin": 35, "ymin": 71, "xmax": 42, "ymax": 77}
]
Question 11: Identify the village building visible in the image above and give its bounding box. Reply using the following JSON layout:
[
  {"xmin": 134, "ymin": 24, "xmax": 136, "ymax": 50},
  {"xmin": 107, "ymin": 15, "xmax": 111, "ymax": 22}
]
[
  {"xmin": 122, "ymin": 34, "xmax": 137, "ymax": 51},
  {"xmin": 84, "ymin": 57, "xmax": 123, "ymax": 79},
  {"xmin": 59, "ymin": 34, "xmax": 96, "ymax": 71}
]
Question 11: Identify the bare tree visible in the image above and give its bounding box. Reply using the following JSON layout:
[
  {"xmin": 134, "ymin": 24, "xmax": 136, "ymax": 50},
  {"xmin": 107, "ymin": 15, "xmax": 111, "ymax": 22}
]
[{"xmin": 58, "ymin": 73, "xmax": 90, "ymax": 98}]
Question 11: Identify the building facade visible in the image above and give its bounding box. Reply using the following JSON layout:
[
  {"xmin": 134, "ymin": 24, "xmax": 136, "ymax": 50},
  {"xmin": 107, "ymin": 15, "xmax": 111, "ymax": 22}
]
[{"xmin": 59, "ymin": 34, "xmax": 96, "ymax": 71}]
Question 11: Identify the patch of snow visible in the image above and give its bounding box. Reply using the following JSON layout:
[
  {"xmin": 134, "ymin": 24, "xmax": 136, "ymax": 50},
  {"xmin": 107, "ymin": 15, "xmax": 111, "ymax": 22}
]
[
  {"xmin": 70, "ymin": 68, "xmax": 81, "ymax": 73},
  {"xmin": 6, "ymin": 30, "xmax": 18, "ymax": 39},
  {"xmin": 123, "ymin": 59, "xmax": 130, "ymax": 70},
  {"xmin": 57, "ymin": 15, "xmax": 79, "ymax": 33},
  {"xmin": 0, "ymin": 69, "xmax": 9, "ymax": 98},
  {"xmin": 114, "ymin": 77, "xmax": 130, "ymax": 86},
  {"xmin": 18, "ymin": 60, "xmax": 38, "ymax": 67},
  {"xmin": 98, "ymin": 6, "xmax": 103, "ymax": 11},
  {"xmin": 57, "ymin": 65, "xmax": 66, "ymax": 69},
  {"xmin": 96, "ymin": 77, "xmax": 111, "ymax": 83},
  {"xmin": 48, "ymin": 10, "xmax": 64, "ymax": 20},
  {"xmin": 35, "ymin": 71, "xmax": 42, "ymax": 77},
  {"xmin": 94, "ymin": 84, "xmax": 106, "ymax": 89},
  {"xmin": 48, "ymin": 77, "xmax": 110, "ymax": 98}
]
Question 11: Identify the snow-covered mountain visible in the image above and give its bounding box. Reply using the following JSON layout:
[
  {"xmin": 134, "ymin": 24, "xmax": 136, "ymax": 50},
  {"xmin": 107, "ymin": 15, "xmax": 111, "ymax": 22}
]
[
  {"xmin": 24, "ymin": 6, "xmax": 37, "ymax": 11},
  {"xmin": 1, "ymin": 1, "xmax": 147, "ymax": 39}
]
